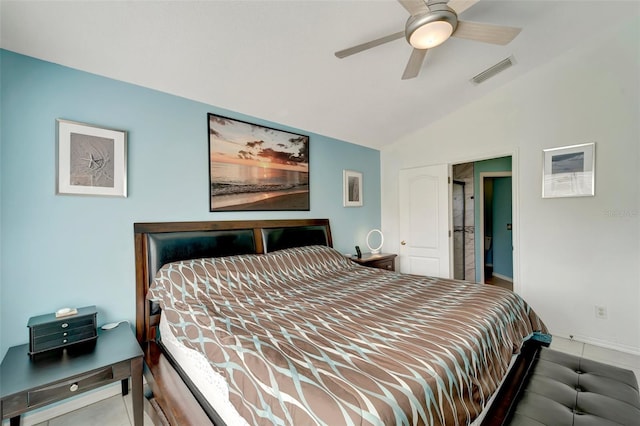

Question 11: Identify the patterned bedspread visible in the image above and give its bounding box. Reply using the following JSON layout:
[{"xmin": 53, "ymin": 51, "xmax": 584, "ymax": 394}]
[{"xmin": 148, "ymin": 245, "xmax": 548, "ymax": 426}]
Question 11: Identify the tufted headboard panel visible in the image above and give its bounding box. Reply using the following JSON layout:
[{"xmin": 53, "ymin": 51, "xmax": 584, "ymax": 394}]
[
  {"xmin": 147, "ymin": 230, "xmax": 256, "ymax": 282},
  {"xmin": 261, "ymin": 225, "xmax": 330, "ymax": 253}
]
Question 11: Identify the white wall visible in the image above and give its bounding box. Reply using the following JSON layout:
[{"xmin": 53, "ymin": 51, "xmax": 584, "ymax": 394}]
[{"xmin": 381, "ymin": 19, "xmax": 640, "ymax": 354}]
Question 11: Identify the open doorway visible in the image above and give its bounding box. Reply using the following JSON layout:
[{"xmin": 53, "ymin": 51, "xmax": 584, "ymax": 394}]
[
  {"xmin": 479, "ymin": 173, "xmax": 513, "ymax": 291},
  {"xmin": 452, "ymin": 156, "xmax": 513, "ymax": 290}
]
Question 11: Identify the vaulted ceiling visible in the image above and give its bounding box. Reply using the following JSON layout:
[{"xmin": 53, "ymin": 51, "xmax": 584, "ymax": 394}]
[{"xmin": 2, "ymin": 1, "xmax": 638, "ymax": 149}]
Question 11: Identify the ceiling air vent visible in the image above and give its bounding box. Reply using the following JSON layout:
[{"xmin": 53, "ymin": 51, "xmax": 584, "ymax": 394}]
[{"xmin": 470, "ymin": 56, "xmax": 516, "ymax": 85}]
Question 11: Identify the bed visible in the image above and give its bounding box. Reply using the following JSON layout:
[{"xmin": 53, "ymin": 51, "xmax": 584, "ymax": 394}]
[{"xmin": 134, "ymin": 219, "xmax": 549, "ymax": 425}]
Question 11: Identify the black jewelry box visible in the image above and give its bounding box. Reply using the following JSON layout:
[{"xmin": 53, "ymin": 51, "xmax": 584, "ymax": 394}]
[{"xmin": 27, "ymin": 306, "xmax": 97, "ymax": 358}]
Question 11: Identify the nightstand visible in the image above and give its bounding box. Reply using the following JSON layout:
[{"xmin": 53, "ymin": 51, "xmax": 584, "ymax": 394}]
[
  {"xmin": 1, "ymin": 323, "xmax": 143, "ymax": 426},
  {"xmin": 349, "ymin": 253, "xmax": 397, "ymax": 271}
]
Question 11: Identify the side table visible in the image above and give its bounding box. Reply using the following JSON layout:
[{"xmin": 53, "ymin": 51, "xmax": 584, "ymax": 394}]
[
  {"xmin": 1, "ymin": 323, "xmax": 143, "ymax": 426},
  {"xmin": 349, "ymin": 253, "xmax": 397, "ymax": 271}
]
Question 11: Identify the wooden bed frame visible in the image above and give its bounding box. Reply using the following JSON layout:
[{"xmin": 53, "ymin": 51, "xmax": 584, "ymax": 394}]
[
  {"xmin": 134, "ymin": 219, "xmax": 333, "ymax": 425},
  {"xmin": 133, "ymin": 218, "xmax": 541, "ymax": 426}
]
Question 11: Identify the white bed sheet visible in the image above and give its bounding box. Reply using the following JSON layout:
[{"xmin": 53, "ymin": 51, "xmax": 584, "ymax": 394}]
[
  {"xmin": 160, "ymin": 315, "xmax": 516, "ymax": 426},
  {"xmin": 159, "ymin": 315, "xmax": 249, "ymax": 426}
]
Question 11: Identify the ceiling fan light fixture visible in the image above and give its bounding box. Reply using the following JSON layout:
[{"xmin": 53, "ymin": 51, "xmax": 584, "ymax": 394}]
[
  {"xmin": 406, "ymin": 7, "xmax": 458, "ymax": 49},
  {"xmin": 410, "ymin": 20, "xmax": 453, "ymax": 49}
]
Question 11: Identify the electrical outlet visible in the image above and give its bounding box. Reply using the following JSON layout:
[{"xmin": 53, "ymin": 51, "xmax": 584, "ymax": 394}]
[{"xmin": 594, "ymin": 305, "xmax": 608, "ymax": 319}]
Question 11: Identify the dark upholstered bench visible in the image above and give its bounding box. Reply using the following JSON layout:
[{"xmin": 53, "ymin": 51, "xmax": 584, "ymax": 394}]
[{"xmin": 506, "ymin": 347, "xmax": 640, "ymax": 425}]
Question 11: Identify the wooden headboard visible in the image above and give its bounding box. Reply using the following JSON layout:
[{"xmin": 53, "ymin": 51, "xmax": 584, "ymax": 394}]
[{"xmin": 133, "ymin": 219, "xmax": 332, "ymax": 344}]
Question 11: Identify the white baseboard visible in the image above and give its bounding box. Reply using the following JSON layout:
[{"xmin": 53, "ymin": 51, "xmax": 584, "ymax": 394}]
[
  {"xmin": 491, "ymin": 272, "xmax": 513, "ymax": 282},
  {"xmin": 568, "ymin": 333, "xmax": 640, "ymax": 357},
  {"xmin": 2, "ymin": 382, "xmax": 122, "ymax": 426}
]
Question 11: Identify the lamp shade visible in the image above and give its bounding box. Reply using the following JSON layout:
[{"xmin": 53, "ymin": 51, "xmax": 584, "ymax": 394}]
[
  {"xmin": 409, "ymin": 20, "xmax": 453, "ymax": 49},
  {"xmin": 366, "ymin": 229, "xmax": 384, "ymax": 254},
  {"xmin": 406, "ymin": 7, "xmax": 458, "ymax": 50}
]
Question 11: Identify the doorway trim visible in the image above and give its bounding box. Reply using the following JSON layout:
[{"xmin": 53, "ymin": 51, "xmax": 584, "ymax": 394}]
[
  {"xmin": 448, "ymin": 149, "xmax": 520, "ymax": 294},
  {"xmin": 479, "ymin": 171, "xmax": 512, "ymax": 284}
]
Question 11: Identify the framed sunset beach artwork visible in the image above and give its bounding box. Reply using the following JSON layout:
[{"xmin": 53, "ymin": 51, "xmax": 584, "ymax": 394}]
[{"xmin": 208, "ymin": 113, "xmax": 310, "ymax": 211}]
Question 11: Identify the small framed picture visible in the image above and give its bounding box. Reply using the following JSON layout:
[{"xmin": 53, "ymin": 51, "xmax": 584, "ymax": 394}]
[
  {"xmin": 57, "ymin": 119, "xmax": 127, "ymax": 197},
  {"xmin": 343, "ymin": 170, "xmax": 363, "ymax": 207},
  {"xmin": 542, "ymin": 142, "xmax": 595, "ymax": 198}
]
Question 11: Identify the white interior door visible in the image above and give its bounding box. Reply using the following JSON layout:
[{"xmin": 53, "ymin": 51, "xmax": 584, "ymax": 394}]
[{"xmin": 398, "ymin": 165, "xmax": 450, "ymax": 278}]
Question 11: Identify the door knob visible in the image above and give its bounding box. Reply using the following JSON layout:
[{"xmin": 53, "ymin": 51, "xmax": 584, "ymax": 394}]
[{"xmin": 401, "ymin": 240, "xmax": 406, "ymax": 245}]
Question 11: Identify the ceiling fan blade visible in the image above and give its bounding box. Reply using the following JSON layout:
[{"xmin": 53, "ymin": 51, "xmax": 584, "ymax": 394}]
[
  {"xmin": 335, "ymin": 31, "xmax": 404, "ymax": 58},
  {"xmin": 447, "ymin": 0, "xmax": 480, "ymax": 15},
  {"xmin": 397, "ymin": 0, "xmax": 429, "ymax": 15},
  {"xmin": 453, "ymin": 20, "xmax": 521, "ymax": 45},
  {"xmin": 402, "ymin": 48, "xmax": 428, "ymax": 80}
]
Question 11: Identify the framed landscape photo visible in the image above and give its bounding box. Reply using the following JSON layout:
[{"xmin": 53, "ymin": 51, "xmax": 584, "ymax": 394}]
[
  {"xmin": 542, "ymin": 142, "xmax": 595, "ymax": 198},
  {"xmin": 208, "ymin": 113, "xmax": 310, "ymax": 211},
  {"xmin": 57, "ymin": 119, "xmax": 127, "ymax": 197},
  {"xmin": 343, "ymin": 169, "xmax": 363, "ymax": 207}
]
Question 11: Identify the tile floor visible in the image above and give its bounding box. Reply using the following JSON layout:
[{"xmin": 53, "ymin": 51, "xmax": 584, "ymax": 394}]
[
  {"xmin": 15, "ymin": 392, "xmax": 158, "ymax": 426},
  {"xmin": 548, "ymin": 335, "xmax": 640, "ymax": 382},
  {"xmin": 15, "ymin": 337, "xmax": 640, "ymax": 425}
]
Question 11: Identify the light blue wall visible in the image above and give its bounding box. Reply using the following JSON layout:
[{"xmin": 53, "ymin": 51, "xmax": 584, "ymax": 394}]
[
  {"xmin": 473, "ymin": 156, "xmax": 512, "ymax": 282},
  {"xmin": 0, "ymin": 50, "xmax": 381, "ymax": 357}
]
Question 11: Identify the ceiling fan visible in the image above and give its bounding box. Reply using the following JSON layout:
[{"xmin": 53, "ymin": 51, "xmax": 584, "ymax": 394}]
[{"xmin": 335, "ymin": 0, "xmax": 521, "ymax": 80}]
